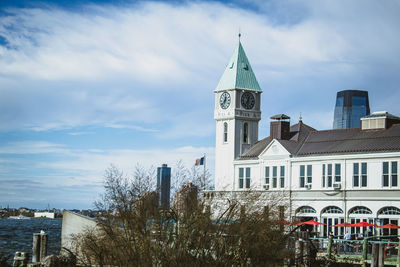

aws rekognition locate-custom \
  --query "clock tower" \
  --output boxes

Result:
[214,40,262,191]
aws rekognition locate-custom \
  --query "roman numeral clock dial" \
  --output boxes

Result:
[241,92,255,109]
[220,92,231,109]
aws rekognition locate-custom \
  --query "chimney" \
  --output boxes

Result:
[270,114,290,140]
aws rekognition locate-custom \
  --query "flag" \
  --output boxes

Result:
[195,156,205,166]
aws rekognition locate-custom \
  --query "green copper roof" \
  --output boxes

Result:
[215,41,262,92]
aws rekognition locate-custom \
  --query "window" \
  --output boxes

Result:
[243,123,248,143]
[379,206,400,215]
[297,206,316,214]
[328,164,332,187]
[307,165,312,184]
[336,96,344,107]
[335,164,341,182]
[238,167,250,189]
[353,163,359,187]
[265,167,270,185]
[223,122,228,143]
[245,167,251,188]
[239,168,244,189]
[272,166,277,188]
[383,162,389,187]
[354,162,367,187]
[383,161,398,187]
[322,163,341,188]
[392,162,398,187]
[299,165,312,188]
[349,206,372,215]
[300,165,305,188]
[361,163,367,187]
[265,165,285,188]
[322,206,343,214]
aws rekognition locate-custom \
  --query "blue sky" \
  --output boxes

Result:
[1,0,400,209]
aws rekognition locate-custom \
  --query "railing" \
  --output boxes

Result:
[308,235,400,265]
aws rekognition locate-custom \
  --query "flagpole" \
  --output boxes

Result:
[203,153,206,190]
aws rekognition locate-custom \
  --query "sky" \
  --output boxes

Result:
[1,0,400,209]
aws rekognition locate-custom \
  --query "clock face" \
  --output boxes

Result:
[241,92,255,109]
[220,92,231,109]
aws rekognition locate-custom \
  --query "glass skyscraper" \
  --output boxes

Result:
[333,90,370,129]
[157,164,171,209]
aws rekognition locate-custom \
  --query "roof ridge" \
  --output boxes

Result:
[314,128,360,133]
[306,134,397,144]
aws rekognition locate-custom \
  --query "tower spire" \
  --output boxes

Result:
[215,36,261,92]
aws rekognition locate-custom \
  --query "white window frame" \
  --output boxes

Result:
[382,161,398,188]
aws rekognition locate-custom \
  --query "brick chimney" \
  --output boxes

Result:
[270,114,290,140]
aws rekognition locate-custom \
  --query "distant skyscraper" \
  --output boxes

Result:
[333,90,370,129]
[157,164,171,209]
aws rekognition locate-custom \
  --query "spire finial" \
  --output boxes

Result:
[238,27,241,41]
[299,112,303,122]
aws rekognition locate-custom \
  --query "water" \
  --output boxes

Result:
[0,218,62,264]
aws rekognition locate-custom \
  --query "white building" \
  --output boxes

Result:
[208,39,400,237]
[34,212,55,219]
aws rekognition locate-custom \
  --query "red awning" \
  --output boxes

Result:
[331,222,351,227]
[376,223,400,229]
[348,222,377,227]
[297,220,326,226]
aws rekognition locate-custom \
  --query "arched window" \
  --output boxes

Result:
[296,206,316,214]
[378,206,400,215]
[349,206,372,215]
[223,122,228,143]
[322,206,343,214]
[243,122,248,143]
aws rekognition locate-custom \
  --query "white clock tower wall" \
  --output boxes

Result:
[214,90,236,191]
[214,89,261,191]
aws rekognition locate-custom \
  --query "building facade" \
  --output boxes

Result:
[209,40,400,237]
[333,90,370,129]
[157,164,171,209]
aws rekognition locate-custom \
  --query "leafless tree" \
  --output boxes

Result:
[170,160,191,201]
[72,165,293,266]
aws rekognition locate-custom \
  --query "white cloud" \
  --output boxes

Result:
[0,140,215,185]
[1,0,400,209]
[0,141,68,154]
[1,0,400,134]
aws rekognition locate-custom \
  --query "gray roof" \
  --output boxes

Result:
[239,121,400,160]
[362,111,400,120]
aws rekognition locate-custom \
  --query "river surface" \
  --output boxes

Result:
[0,218,61,264]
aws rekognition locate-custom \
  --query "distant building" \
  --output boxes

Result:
[174,183,198,216]
[18,207,31,213]
[34,212,55,219]
[333,90,370,129]
[136,191,159,217]
[157,164,171,209]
